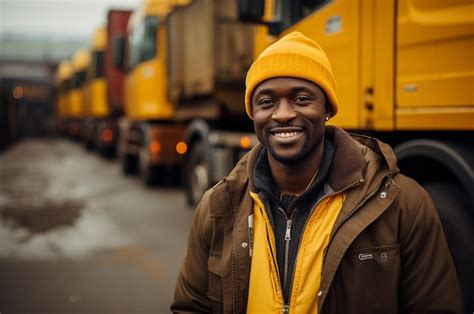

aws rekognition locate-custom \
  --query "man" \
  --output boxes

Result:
[171,32,463,313]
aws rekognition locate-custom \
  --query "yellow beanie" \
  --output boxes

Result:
[245,31,339,119]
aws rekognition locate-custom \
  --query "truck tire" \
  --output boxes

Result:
[424,181,474,312]
[121,153,137,175]
[94,125,102,152]
[185,142,209,206]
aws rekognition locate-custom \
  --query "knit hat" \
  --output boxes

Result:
[245,31,339,119]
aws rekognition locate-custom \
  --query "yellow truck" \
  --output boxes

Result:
[238,0,473,310]
[83,27,110,152]
[68,49,90,139]
[82,11,132,156]
[55,59,73,135]
[118,0,256,202]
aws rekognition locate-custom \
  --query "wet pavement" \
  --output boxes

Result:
[0,139,194,313]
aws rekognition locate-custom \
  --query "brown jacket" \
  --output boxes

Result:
[171,126,463,313]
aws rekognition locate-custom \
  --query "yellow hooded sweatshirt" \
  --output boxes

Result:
[247,191,344,313]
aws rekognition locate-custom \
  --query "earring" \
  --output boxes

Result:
[325,115,330,121]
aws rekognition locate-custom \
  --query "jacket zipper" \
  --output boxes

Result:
[283,218,292,289]
[285,197,325,310]
[274,176,387,311]
[275,205,298,311]
[277,191,332,311]
[276,206,296,298]
[286,179,364,310]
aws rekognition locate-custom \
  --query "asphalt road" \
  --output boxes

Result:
[0,139,195,314]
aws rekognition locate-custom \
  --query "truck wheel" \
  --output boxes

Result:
[85,140,93,150]
[186,142,209,206]
[94,125,102,152]
[139,146,158,186]
[121,153,137,175]
[424,181,474,312]
[119,143,137,175]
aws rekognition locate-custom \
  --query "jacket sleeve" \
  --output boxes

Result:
[398,180,464,313]
[171,191,214,313]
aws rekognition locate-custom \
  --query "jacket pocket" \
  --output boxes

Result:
[207,252,223,306]
[332,244,401,314]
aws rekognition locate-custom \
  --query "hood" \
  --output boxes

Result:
[219,126,400,217]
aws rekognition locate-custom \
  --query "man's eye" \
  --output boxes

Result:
[259,99,275,106]
[294,96,310,104]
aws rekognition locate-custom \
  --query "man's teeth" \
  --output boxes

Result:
[274,131,301,138]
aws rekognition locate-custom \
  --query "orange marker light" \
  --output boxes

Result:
[176,141,187,155]
[102,129,113,142]
[149,141,161,154]
[13,86,23,100]
[240,135,252,149]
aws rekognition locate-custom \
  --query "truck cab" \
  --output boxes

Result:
[56,59,74,137]
[84,27,109,151]
[55,59,72,135]
[120,1,190,184]
[118,0,258,204]
[70,49,90,139]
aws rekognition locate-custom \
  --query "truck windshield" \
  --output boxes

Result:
[59,80,69,93]
[64,78,73,92]
[90,50,105,79]
[73,70,87,89]
[128,16,158,69]
[276,0,330,30]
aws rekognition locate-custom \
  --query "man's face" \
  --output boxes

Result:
[252,77,327,164]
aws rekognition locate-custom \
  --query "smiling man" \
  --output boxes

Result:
[171,32,463,313]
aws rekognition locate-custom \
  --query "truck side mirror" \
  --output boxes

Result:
[237,0,265,23]
[113,35,126,71]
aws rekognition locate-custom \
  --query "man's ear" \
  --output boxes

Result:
[325,98,332,121]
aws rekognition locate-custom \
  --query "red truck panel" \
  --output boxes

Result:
[106,9,132,116]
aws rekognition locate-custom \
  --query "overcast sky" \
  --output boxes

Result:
[0,0,140,40]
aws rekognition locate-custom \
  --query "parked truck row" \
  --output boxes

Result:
[54,0,472,310]
[55,0,257,205]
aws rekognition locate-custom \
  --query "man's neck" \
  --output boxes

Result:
[268,144,324,196]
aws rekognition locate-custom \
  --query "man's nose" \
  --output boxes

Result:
[271,99,296,123]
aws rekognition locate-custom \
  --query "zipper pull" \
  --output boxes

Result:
[285,219,292,241]
[248,215,253,258]
[282,304,290,313]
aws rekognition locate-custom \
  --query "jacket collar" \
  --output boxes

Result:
[217,125,401,224]
[252,139,335,211]
[246,126,383,195]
